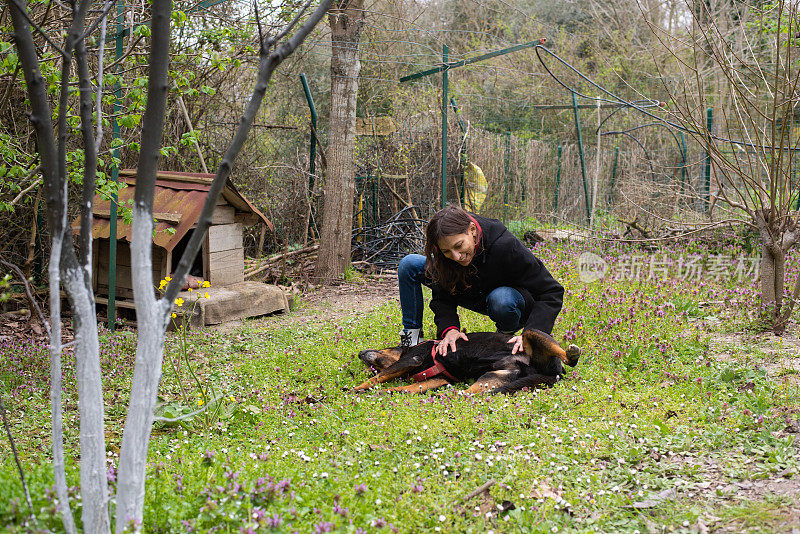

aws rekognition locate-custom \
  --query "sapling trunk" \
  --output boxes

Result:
[115,0,334,528]
[7,1,77,531]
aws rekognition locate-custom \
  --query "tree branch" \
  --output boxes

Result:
[6,1,76,531]
[81,0,118,39]
[94,0,111,151]
[9,0,67,56]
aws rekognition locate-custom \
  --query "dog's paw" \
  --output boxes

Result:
[565,344,581,367]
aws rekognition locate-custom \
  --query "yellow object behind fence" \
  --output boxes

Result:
[357,192,364,242]
[464,161,487,213]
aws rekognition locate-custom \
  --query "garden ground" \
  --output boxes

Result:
[1,239,800,533]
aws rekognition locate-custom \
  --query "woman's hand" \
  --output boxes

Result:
[438,329,468,356]
[507,335,523,354]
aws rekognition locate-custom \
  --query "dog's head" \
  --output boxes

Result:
[358,346,406,370]
[358,340,436,372]
[521,329,581,368]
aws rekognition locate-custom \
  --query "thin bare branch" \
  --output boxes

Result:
[9,0,67,56]
[274,0,314,43]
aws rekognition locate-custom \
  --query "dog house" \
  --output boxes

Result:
[72,169,289,325]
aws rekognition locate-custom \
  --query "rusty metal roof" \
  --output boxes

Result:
[72,170,273,253]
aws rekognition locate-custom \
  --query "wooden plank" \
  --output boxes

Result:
[153,247,167,282]
[208,265,244,287]
[97,261,163,289]
[93,208,182,224]
[94,296,137,310]
[92,243,99,292]
[207,223,242,253]
[97,263,133,289]
[98,240,132,266]
[211,205,236,224]
[119,169,213,185]
[98,284,133,299]
[209,248,244,272]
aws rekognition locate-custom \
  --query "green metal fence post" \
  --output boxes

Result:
[679,131,687,195]
[441,44,449,209]
[299,73,317,239]
[607,146,619,207]
[553,145,562,223]
[449,97,467,204]
[703,107,713,211]
[299,74,317,192]
[107,3,125,330]
[572,92,591,223]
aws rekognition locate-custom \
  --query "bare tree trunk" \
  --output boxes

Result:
[315,0,364,283]
[115,0,333,528]
[760,243,780,318]
[114,1,173,529]
[9,2,79,532]
[73,7,111,531]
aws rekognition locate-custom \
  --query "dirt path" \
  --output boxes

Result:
[243,275,400,330]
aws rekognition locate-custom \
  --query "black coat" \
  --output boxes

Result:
[428,214,564,338]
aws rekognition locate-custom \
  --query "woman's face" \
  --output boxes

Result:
[437,222,478,266]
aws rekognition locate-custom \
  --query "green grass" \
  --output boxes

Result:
[1,240,799,532]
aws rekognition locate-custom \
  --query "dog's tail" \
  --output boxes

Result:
[490,373,559,394]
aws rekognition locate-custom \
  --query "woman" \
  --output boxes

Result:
[398,205,564,356]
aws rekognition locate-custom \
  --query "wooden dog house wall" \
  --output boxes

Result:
[73,170,272,302]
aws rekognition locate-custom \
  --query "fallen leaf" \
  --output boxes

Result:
[629,487,677,509]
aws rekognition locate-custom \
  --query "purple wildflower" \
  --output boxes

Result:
[313,521,335,533]
[265,514,283,528]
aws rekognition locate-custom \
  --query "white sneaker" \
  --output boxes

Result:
[399,328,423,347]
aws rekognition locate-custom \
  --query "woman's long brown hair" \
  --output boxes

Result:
[424,205,479,294]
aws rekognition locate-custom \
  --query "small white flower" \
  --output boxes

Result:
[438,515,446,522]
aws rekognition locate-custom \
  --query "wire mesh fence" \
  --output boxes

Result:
[197,95,721,272]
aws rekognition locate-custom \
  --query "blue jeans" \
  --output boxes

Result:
[397,254,526,333]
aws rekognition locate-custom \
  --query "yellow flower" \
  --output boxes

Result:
[204,292,210,299]
[166,276,172,282]
[175,298,184,307]
[171,313,177,318]
[229,396,235,402]
[197,399,204,406]
[201,281,210,288]
[188,288,193,292]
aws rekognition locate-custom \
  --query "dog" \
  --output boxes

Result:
[355,329,581,394]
